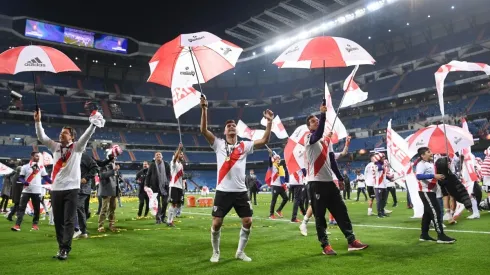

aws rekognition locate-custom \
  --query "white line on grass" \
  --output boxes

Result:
[182,211,490,235]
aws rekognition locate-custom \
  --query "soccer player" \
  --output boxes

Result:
[267,150,289,219]
[11,152,51,231]
[304,104,368,255]
[364,154,377,216]
[415,147,455,243]
[354,169,367,201]
[200,96,273,263]
[167,143,185,227]
[299,134,349,235]
[35,109,98,260]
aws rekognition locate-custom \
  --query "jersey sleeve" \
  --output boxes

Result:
[41,167,48,176]
[211,138,224,152]
[20,165,26,176]
[244,141,254,155]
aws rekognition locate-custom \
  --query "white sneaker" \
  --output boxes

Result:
[210,251,220,263]
[235,251,252,262]
[467,214,480,219]
[384,209,393,214]
[73,230,82,239]
[299,223,308,236]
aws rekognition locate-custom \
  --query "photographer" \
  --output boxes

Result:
[136,161,150,218]
[97,160,120,233]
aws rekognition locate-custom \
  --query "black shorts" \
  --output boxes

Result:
[212,190,253,218]
[169,187,184,204]
[441,186,449,197]
[367,186,375,198]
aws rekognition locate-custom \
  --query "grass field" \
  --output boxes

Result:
[0,192,488,275]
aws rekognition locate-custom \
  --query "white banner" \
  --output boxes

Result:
[0,163,13,175]
[435,61,490,115]
[260,115,288,139]
[387,119,423,218]
[170,85,202,118]
[237,120,264,141]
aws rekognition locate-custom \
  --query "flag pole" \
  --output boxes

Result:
[177,118,183,145]
[189,47,204,97]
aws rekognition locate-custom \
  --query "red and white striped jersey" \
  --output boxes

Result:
[305,134,334,182]
[20,163,48,194]
[170,161,184,189]
[415,160,438,192]
[364,162,376,187]
[211,138,254,192]
[481,155,490,177]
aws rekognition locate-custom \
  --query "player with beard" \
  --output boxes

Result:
[200,96,273,263]
[167,143,185,227]
[304,103,368,255]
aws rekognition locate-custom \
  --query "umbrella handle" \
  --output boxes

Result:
[189,47,205,96]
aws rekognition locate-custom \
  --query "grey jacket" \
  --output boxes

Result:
[97,164,120,197]
[1,171,14,197]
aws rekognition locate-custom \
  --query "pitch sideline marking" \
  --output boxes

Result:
[182,211,490,235]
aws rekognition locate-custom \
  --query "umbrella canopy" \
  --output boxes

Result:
[407,124,474,157]
[147,31,243,88]
[273,36,375,69]
[0,45,80,74]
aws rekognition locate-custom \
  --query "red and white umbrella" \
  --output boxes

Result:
[284,125,309,175]
[147,31,243,88]
[0,45,80,74]
[407,125,474,157]
[273,36,375,69]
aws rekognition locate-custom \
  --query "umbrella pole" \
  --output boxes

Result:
[189,47,204,96]
[177,118,183,145]
[32,72,39,111]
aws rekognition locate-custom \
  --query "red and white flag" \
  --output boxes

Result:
[340,65,368,108]
[236,120,265,141]
[284,125,309,175]
[387,119,423,218]
[170,84,202,118]
[435,61,490,115]
[324,83,348,143]
[460,118,478,192]
[0,163,13,175]
[260,115,288,139]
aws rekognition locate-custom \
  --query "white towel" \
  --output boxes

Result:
[89,110,105,128]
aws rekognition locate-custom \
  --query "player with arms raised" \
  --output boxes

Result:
[200,96,273,263]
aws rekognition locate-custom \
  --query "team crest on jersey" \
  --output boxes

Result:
[238,146,243,154]
[213,206,218,212]
[315,194,320,200]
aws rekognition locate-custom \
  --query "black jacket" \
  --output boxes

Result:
[145,161,170,195]
[10,166,23,204]
[79,153,99,195]
[136,168,148,194]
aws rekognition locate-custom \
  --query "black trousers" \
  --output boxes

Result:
[309,181,356,247]
[356,187,367,201]
[0,194,9,211]
[270,186,288,216]
[375,188,388,216]
[84,195,90,219]
[8,203,19,220]
[51,189,78,252]
[418,191,445,237]
[343,184,352,200]
[387,187,398,205]
[291,185,306,220]
[249,188,258,205]
[138,192,150,217]
[76,194,89,234]
[16,193,41,226]
[156,193,168,222]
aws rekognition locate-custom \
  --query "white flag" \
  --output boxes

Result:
[435,61,490,115]
[324,82,348,143]
[260,115,288,139]
[236,120,265,141]
[340,65,368,108]
[170,85,202,118]
[0,163,13,175]
[387,119,423,218]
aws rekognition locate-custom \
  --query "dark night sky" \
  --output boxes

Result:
[0,0,282,45]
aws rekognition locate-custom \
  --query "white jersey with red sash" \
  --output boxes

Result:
[364,162,376,187]
[415,160,438,192]
[305,134,334,182]
[170,161,184,189]
[289,170,303,186]
[211,138,254,192]
[35,122,96,191]
[20,162,47,194]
